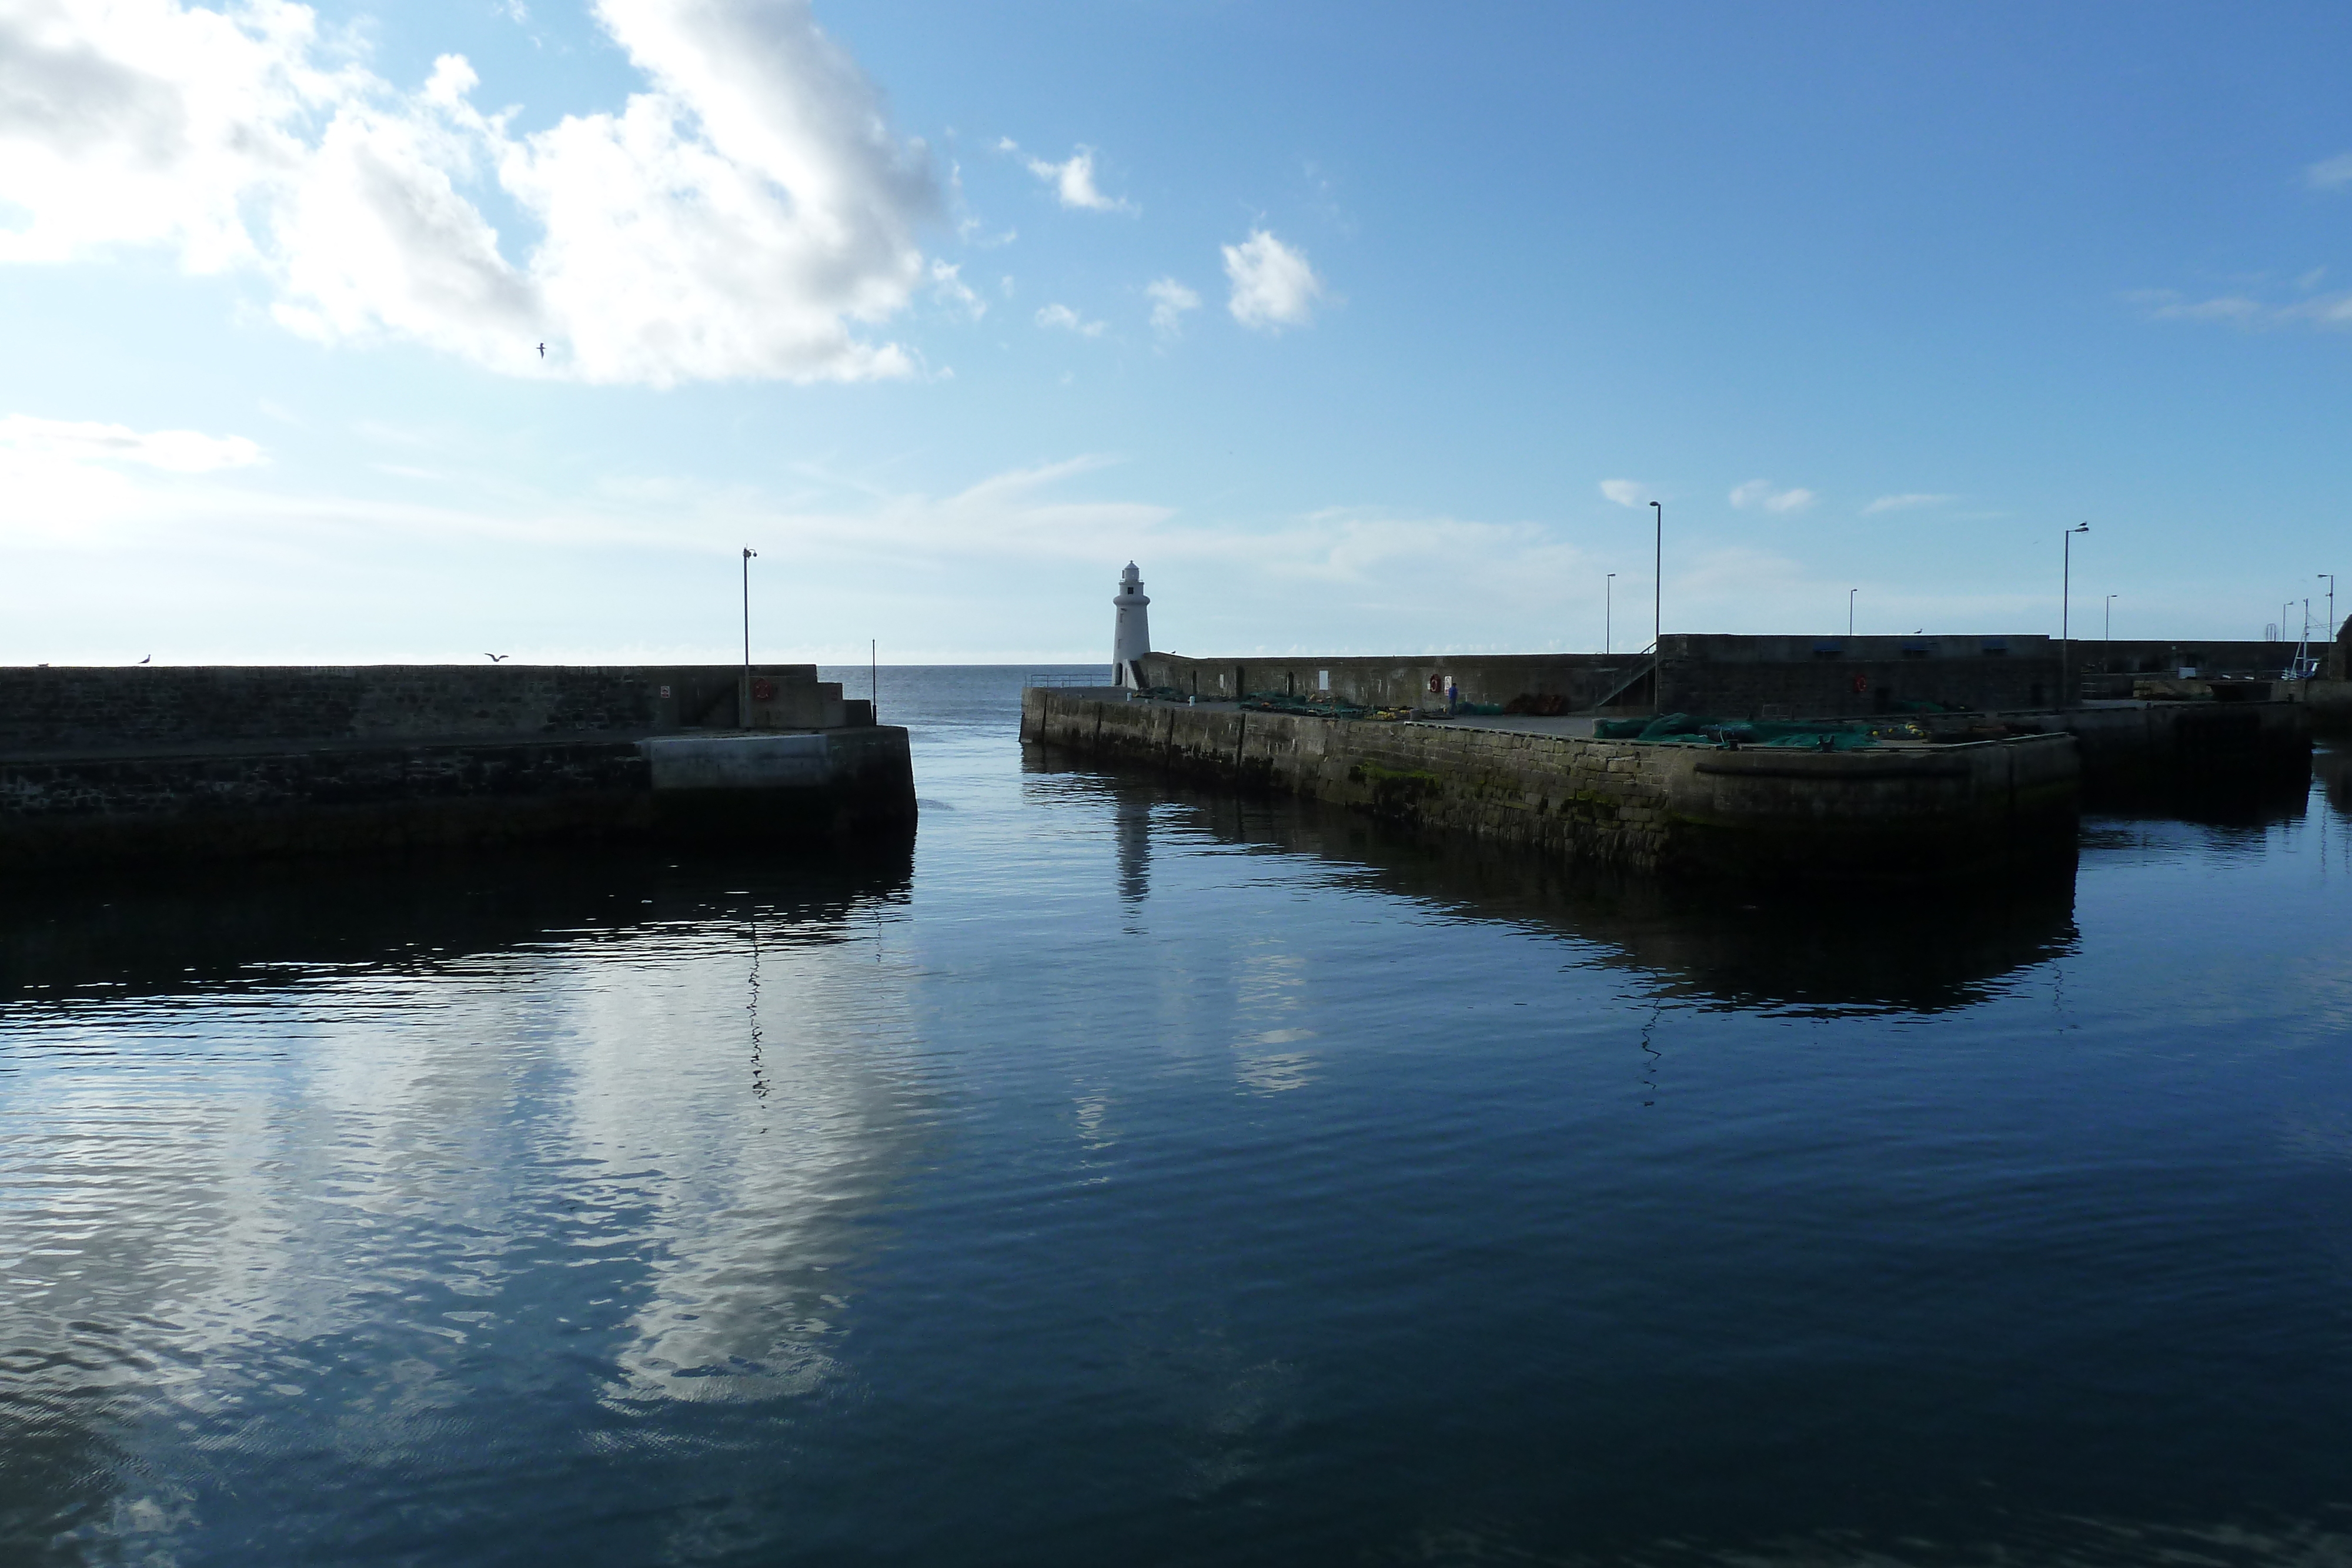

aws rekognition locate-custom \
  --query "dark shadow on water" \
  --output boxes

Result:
[0,1392,124,1568]
[2316,740,2352,820]
[1023,751,2078,1015]
[0,830,914,1004]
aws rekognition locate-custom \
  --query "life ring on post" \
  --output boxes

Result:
[1850,674,1869,695]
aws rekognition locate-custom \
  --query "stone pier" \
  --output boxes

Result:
[0,663,916,871]
[1021,689,2078,885]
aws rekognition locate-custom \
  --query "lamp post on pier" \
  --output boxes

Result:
[1848,588,1857,638]
[1605,573,1615,655]
[1649,500,1663,716]
[741,546,757,728]
[2060,522,2088,710]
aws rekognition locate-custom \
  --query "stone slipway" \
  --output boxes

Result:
[1022,688,2079,885]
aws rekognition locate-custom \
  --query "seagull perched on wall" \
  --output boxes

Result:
[485,653,508,663]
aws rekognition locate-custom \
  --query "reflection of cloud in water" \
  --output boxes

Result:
[1073,1091,1114,1151]
[1232,952,1317,1092]
[0,897,926,1549]
[543,927,930,1407]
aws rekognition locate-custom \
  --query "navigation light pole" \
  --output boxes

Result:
[2060,522,2088,710]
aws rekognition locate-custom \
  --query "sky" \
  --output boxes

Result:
[4,0,2351,666]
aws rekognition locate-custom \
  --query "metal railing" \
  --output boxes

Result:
[1592,647,1658,711]
[1024,670,1118,688]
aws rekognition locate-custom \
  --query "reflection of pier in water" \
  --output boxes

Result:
[1025,753,2084,1015]
[0,835,913,1001]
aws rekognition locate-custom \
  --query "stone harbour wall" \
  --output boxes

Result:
[0,740,654,870]
[1022,690,2079,884]
[0,727,919,871]
[0,663,834,755]
[1135,653,1641,711]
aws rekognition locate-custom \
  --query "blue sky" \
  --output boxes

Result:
[4,0,2350,665]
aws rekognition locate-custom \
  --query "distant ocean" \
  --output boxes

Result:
[4,666,2348,1566]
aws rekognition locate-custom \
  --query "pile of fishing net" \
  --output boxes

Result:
[1591,713,1933,749]
[1236,692,1423,721]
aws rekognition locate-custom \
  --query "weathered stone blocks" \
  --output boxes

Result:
[1021,690,2080,885]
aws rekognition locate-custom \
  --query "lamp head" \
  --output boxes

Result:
[2072,522,2089,533]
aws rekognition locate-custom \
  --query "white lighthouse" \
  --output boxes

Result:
[1111,561,1151,688]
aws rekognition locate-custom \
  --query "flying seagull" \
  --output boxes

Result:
[485,653,508,663]
[536,343,545,359]
[138,655,151,664]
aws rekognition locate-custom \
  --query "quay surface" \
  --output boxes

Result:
[1022,688,2079,885]
[0,664,916,871]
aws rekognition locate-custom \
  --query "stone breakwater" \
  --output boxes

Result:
[1022,690,2080,884]
[0,729,916,872]
[0,663,915,871]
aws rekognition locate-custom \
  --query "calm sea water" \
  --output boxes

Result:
[4,667,2350,1567]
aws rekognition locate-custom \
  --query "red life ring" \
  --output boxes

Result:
[1850,674,1869,694]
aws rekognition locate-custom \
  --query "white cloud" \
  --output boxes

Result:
[929,259,983,318]
[2129,290,2264,322]
[1222,229,1322,331]
[1145,277,1200,337]
[1598,479,1648,508]
[2308,152,2352,190]
[0,0,938,387]
[1729,479,1815,513]
[0,413,261,472]
[1034,302,1104,336]
[2127,286,2352,330]
[1002,140,1133,214]
[1863,493,1956,514]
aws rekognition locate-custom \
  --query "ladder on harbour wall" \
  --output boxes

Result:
[1591,654,1656,711]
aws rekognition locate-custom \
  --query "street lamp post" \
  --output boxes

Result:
[1605,573,1616,655]
[1848,588,1856,638]
[2322,574,2337,669]
[741,546,757,728]
[2104,594,2116,672]
[2060,522,2089,710]
[1649,500,1662,715]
